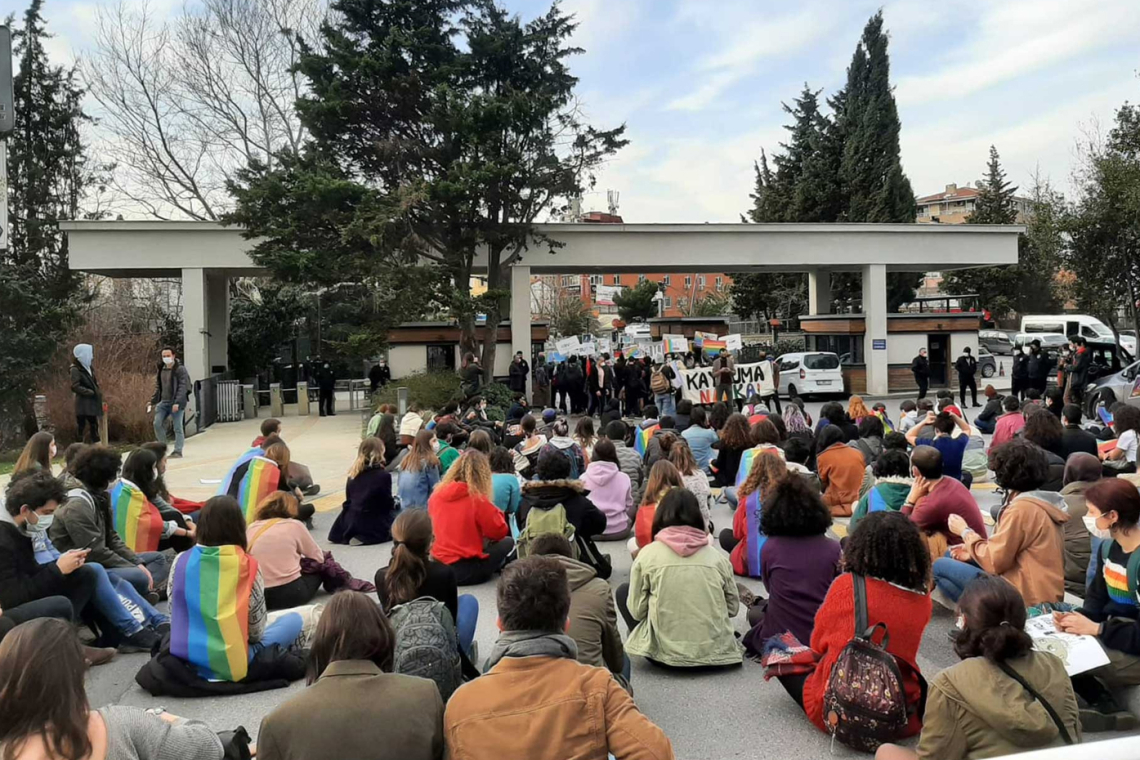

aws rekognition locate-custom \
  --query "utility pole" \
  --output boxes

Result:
[0,26,13,252]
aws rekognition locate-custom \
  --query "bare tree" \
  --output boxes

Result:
[82,0,325,220]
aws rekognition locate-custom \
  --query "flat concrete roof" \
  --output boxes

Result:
[61,220,1022,277]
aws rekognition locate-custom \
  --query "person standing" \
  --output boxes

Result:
[955,347,980,408]
[1012,344,1030,400]
[757,350,782,414]
[1027,340,1052,397]
[712,348,735,407]
[149,347,190,458]
[508,351,530,396]
[532,353,551,409]
[367,357,391,394]
[316,359,337,417]
[1066,336,1092,406]
[590,354,613,418]
[910,347,930,400]
[70,344,102,444]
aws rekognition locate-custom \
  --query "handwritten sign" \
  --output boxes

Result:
[679,362,771,404]
[556,337,581,356]
[724,334,743,351]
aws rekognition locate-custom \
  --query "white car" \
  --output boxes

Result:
[776,352,844,399]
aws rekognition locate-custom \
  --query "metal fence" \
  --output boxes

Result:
[216,380,244,422]
[195,377,217,430]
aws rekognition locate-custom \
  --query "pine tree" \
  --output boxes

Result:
[0,0,94,439]
[968,146,1018,224]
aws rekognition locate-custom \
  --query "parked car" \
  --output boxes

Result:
[979,329,1016,356]
[1022,313,1137,355]
[776,352,844,399]
[1013,332,1069,351]
[1085,354,1140,419]
[976,347,997,378]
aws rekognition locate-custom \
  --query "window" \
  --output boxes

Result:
[426,344,456,372]
[589,275,602,286]
[698,275,706,288]
[663,275,671,286]
[716,276,723,287]
[612,275,621,284]
[805,335,864,365]
[664,297,672,308]
[684,276,692,288]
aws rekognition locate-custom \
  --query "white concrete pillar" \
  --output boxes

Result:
[181,268,209,387]
[206,272,230,374]
[510,264,532,397]
[863,264,889,396]
[808,269,831,315]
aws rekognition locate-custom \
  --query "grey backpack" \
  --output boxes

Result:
[389,597,462,701]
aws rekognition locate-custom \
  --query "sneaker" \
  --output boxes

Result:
[153,622,171,638]
[303,483,321,497]
[1080,707,1140,732]
[170,451,183,459]
[145,591,161,605]
[119,627,161,654]
[84,646,117,667]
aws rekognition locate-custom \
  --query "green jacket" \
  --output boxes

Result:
[625,540,742,667]
[438,443,460,475]
[849,478,913,531]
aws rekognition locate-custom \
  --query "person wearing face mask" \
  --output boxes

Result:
[1054,478,1140,732]
[368,356,391,393]
[910,348,930,400]
[315,358,337,416]
[148,347,191,458]
[1027,339,1053,396]
[1012,343,1031,400]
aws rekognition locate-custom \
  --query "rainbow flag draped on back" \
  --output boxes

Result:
[634,424,659,458]
[218,447,262,496]
[170,545,257,683]
[744,488,765,579]
[236,457,281,523]
[735,444,785,488]
[109,479,163,554]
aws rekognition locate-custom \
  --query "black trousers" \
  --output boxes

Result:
[762,394,782,414]
[915,377,928,399]
[77,415,99,443]
[449,537,515,586]
[615,582,636,631]
[777,673,808,709]
[264,573,322,611]
[959,376,978,406]
[4,596,75,628]
[319,388,335,416]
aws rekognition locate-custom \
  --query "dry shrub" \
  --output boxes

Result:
[43,329,160,445]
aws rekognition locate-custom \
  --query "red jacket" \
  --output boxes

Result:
[730,496,749,575]
[428,481,509,565]
[802,574,932,737]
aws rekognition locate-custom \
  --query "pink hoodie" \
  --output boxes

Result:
[581,461,633,535]
[655,526,710,557]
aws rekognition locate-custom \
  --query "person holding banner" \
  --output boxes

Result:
[757,351,782,414]
[712,349,735,408]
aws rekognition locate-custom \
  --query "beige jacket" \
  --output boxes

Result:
[965,491,1069,606]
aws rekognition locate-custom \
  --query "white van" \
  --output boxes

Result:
[1020,315,1137,354]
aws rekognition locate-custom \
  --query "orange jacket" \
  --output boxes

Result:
[817,443,866,516]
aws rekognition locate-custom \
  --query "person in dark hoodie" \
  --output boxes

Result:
[1027,339,1053,396]
[672,399,693,433]
[973,385,1004,434]
[643,415,676,467]
[518,449,608,576]
[1066,335,1093,405]
[910,348,930,399]
[149,347,192,458]
[70,344,102,444]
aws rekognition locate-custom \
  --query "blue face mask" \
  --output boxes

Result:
[26,511,53,534]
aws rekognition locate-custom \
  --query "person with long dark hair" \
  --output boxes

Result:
[876,576,1080,760]
[140,442,203,519]
[119,448,195,553]
[0,618,225,760]
[257,592,445,760]
[712,413,753,487]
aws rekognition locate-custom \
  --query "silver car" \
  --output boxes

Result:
[1086,359,1140,419]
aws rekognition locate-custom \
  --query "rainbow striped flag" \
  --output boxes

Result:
[218,447,262,496]
[170,545,257,683]
[702,339,727,356]
[634,424,659,458]
[236,456,281,523]
[735,445,785,488]
[744,488,766,579]
[109,479,164,554]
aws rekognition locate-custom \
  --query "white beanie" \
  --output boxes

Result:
[399,411,424,438]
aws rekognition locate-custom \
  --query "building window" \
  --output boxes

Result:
[663,275,671,286]
[715,276,723,288]
[684,275,692,288]
[426,344,456,372]
[612,274,621,284]
[589,274,602,286]
[664,297,672,308]
[698,275,706,288]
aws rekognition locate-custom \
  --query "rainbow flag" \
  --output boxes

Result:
[735,445,785,488]
[634,424,659,458]
[702,339,727,356]
[218,447,262,496]
[236,456,281,523]
[170,545,258,683]
[109,479,164,554]
[744,488,766,579]
[875,411,895,435]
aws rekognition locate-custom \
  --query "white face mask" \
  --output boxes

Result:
[955,614,965,631]
[162,356,175,366]
[1084,514,1113,540]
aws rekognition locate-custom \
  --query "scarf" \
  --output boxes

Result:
[482,630,578,673]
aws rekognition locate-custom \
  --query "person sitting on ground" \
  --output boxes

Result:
[599,398,622,430]
[489,447,522,528]
[1022,406,1068,490]
[782,401,814,445]
[168,496,305,683]
[1054,478,1140,732]
[1101,402,1140,473]
[506,393,529,423]
[574,417,598,460]
[399,402,426,447]
[990,395,1027,450]
[397,430,442,510]
[681,406,719,472]
[902,446,988,561]
[643,415,676,468]
[428,450,513,586]
[119,448,195,553]
[257,590,445,760]
[519,449,607,575]
[465,428,493,457]
[712,413,753,487]
[330,437,397,546]
[50,445,169,599]
[59,442,86,486]
[530,533,627,685]
[619,489,742,669]
[631,460,686,555]
[673,399,693,432]
[433,422,463,475]
[141,441,203,518]
[249,418,320,496]
[780,511,932,740]
[906,410,973,488]
[227,441,316,527]
[816,425,866,517]
[743,476,840,652]
[375,509,478,662]
[935,440,1069,606]
[847,395,874,424]
[365,411,400,464]
[12,431,54,478]
[542,419,588,478]
[707,401,730,432]
[935,389,965,419]
[1061,404,1100,459]
[1045,385,1065,419]
[848,415,885,469]
[897,400,920,434]
[669,441,713,527]
[582,438,635,541]
[783,437,822,492]
[973,385,1004,435]
[1059,453,1098,596]
[850,449,915,531]
[0,618,228,760]
[875,575,1081,760]
[603,420,645,503]
[719,451,787,578]
[444,556,674,759]
[247,492,326,610]
[823,402,860,442]
[252,417,282,447]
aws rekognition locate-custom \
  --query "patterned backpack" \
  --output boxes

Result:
[821,574,925,753]
[389,597,463,702]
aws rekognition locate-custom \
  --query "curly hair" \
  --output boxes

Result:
[873,448,911,478]
[719,413,753,449]
[751,418,780,446]
[1022,406,1063,452]
[989,439,1048,493]
[1111,402,1140,437]
[761,475,832,537]
[844,511,930,591]
[954,576,1033,663]
[72,445,122,491]
[847,395,873,421]
[738,450,787,501]
[441,449,493,497]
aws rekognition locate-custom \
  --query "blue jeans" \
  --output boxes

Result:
[89,561,168,635]
[107,551,170,597]
[249,612,304,661]
[622,653,632,683]
[153,401,186,454]
[932,556,987,603]
[457,594,479,655]
[655,394,676,418]
[724,487,739,508]
[975,418,995,435]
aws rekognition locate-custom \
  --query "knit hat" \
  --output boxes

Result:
[399,411,424,438]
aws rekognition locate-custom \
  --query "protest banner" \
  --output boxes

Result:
[679,362,772,404]
[597,337,612,355]
[579,342,596,357]
[724,334,743,351]
[663,334,688,353]
[692,331,717,349]
[595,284,622,306]
[555,336,581,356]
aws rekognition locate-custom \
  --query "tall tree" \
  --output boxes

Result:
[969,146,1018,224]
[227,0,626,380]
[614,279,661,323]
[0,0,99,441]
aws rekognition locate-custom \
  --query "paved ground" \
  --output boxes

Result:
[75,393,1127,758]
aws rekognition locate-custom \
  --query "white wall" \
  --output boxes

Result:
[888,334,929,365]
[389,345,426,379]
[950,332,979,359]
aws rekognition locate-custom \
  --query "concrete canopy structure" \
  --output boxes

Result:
[62,220,1021,396]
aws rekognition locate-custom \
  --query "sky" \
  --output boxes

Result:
[12,0,1140,222]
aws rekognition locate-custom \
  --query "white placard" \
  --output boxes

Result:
[597,337,612,354]
[578,342,596,357]
[678,362,771,404]
[724,333,743,351]
[1025,615,1110,676]
[556,336,581,356]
